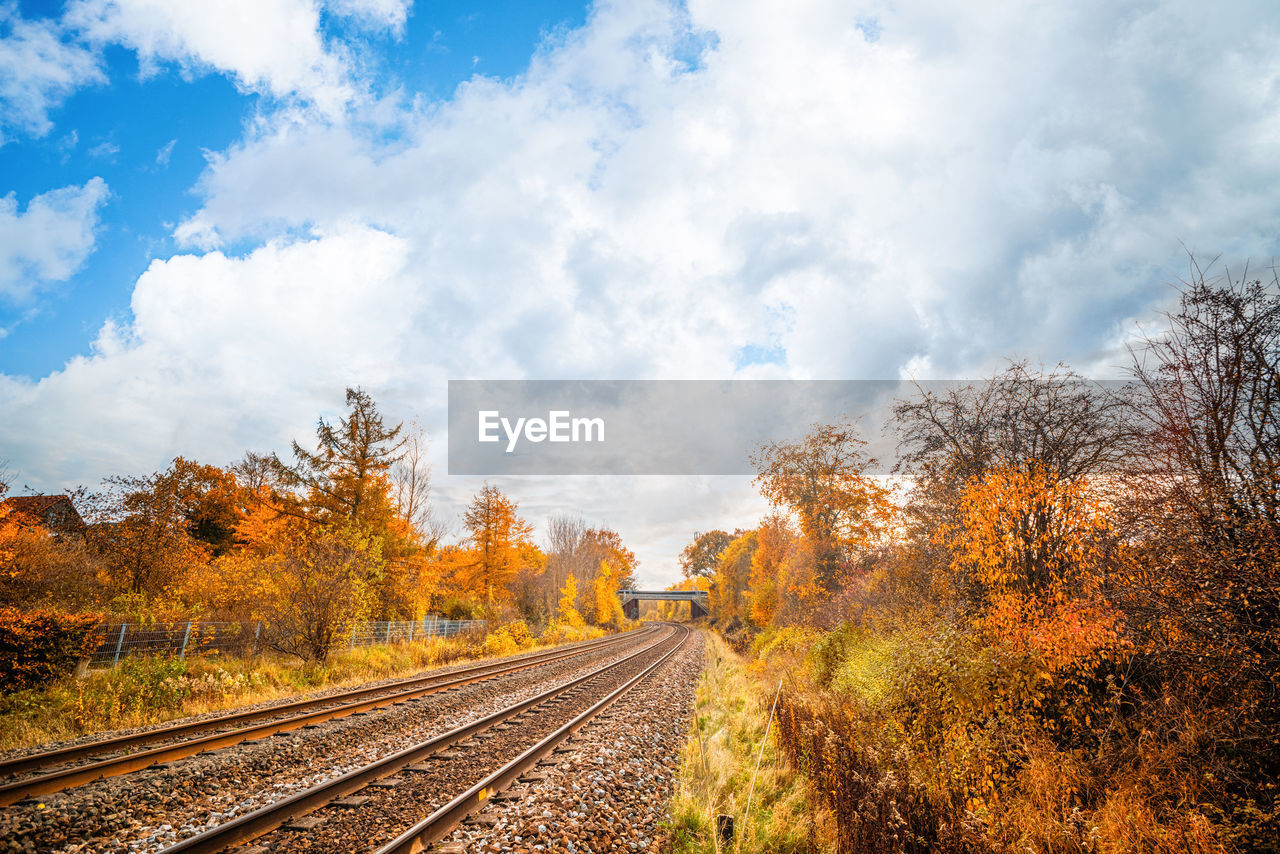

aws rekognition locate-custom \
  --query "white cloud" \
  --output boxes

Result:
[326,0,411,34]
[155,137,176,165]
[0,7,104,141]
[0,177,109,300]
[65,0,357,114]
[171,0,1280,382]
[0,225,419,482]
[87,139,118,158]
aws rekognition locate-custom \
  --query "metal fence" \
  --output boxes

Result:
[87,618,487,667]
[345,619,486,650]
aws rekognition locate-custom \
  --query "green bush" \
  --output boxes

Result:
[0,608,101,692]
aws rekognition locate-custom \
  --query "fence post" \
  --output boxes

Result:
[350,624,357,650]
[251,621,261,656]
[179,621,193,660]
[385,622,392,645]
[112,623,127,666]
[408,619,414,642]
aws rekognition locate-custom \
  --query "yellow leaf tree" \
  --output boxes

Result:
[592,560,627,627]
[746,514,795,628]
[558,573,585,627]
[711,530,757,622]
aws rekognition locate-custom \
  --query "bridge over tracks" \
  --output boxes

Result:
[617,589,709,620]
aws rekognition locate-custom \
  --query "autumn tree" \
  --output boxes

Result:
[262,389,432,618]
[459,483,538,604]
[0,479,14,567]
[579,527,637,591]
[247,522,380,662]
[270,387,407,529]
[894,362,1132,488]
[0,485,19,592]
[558,573,585,627]
[85,468,213,597]
[0,486,104,609]
[542,517,635,618]
[746,514,795,627]
[592,561,627,627]
[948,463,1122,669]
[711,530,757,622]
[0,526,103,610]
[1120,261,1280,794]
[543,514,588,614]
[152,457,245,555]
[751,420,893,593]
[679,530,733,579]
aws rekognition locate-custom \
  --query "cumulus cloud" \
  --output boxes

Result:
[65,0,358,114]
[0,225,418,482]
[0,7,104,141]
[173,0,1280,380]
[0,177,109,300]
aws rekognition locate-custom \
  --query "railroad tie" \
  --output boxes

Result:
[331,796,371,808]
[283,816,324,831]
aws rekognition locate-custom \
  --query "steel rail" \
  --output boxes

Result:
[2,628,648,778]
[0,627,657,805]
[375,623,691,854]
[157,624,681,854]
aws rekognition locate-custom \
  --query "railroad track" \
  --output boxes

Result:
[0,626,659,806]
[160,622,690,854]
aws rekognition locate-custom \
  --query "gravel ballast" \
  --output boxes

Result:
[441,629,705,854]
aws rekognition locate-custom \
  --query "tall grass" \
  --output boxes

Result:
[0,623,611,754]
[667,631,829,853]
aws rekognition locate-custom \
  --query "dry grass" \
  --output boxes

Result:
[0,627,608,754]
[667,630,830,854]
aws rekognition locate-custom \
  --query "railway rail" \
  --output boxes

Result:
[159,622,691,854]
[0,625,659,806]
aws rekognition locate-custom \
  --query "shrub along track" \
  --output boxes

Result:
[0,626,671,854]
[0,628,656,805]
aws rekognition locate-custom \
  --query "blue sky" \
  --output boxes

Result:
[2,0,1279,583]
[1,0,589,376]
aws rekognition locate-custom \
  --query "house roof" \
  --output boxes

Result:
[1,494,85,530]
[3,495,66,516]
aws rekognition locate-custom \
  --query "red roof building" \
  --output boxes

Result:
[0,495,86,533]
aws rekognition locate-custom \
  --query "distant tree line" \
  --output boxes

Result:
[0,388,637,661]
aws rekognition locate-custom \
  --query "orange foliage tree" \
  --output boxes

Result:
[459,483,539,605]
[946,463,1123,675]
[558,573,585,627]
[591,561,627,627]
[751,419,895,598]
[679,529,733,579]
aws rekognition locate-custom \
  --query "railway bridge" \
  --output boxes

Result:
[617,589,709,620]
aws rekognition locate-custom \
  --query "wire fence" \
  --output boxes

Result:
[87,618,487,667]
